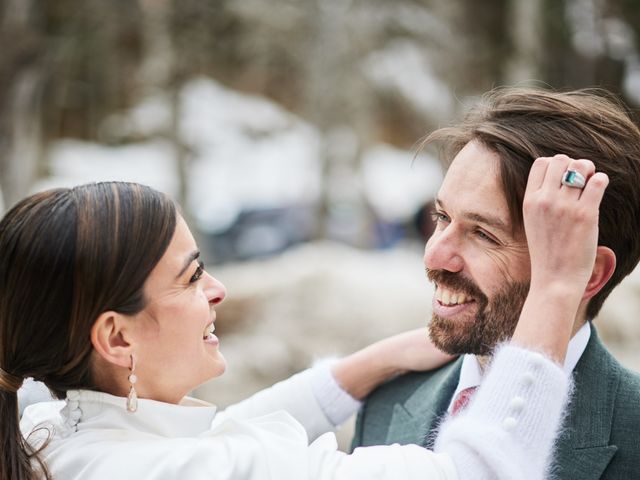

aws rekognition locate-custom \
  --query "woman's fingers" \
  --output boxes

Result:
[541,154,572,194]
[579,171,609,208]
[560,159,596,199]
[523,154,607,289]
[526,157,552,192]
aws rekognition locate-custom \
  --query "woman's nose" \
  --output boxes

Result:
[423,230,464,273]
[204,273,227,305]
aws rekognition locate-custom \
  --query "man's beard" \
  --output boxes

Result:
[427,269,530,356]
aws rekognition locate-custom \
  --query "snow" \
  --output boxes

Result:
[361,40,454,120]
[35,77,325,234]
[362,144,443,222]
[32,139,179,197]
[566,0,605,58]
[34,76,446,235]
[127,93,173,138]
[564,0,640,105]
[181,78,323,233]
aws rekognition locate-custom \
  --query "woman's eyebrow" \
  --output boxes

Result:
[176,250,200,279]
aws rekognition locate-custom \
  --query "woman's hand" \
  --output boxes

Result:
[331,329,455,400]
[522,155,608,292]
[512,154,609,362]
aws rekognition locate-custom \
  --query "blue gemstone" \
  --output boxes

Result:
[565,171,576,183]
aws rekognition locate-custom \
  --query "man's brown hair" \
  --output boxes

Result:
[423,87,640,318]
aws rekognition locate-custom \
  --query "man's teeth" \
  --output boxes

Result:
[203,322,215,339]
[435,288,470,306]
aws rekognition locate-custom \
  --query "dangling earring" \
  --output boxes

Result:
[126,354,138,413]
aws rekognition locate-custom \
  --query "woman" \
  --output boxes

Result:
[1,156,606,480]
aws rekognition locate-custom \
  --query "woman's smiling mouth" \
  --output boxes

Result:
[203,321,219,345]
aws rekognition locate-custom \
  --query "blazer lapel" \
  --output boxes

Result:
[385,358,462,447]
[552,325,619,479]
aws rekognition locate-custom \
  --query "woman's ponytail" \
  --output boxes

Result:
[0,373,45,480]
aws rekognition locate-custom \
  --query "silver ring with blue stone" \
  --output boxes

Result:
[561,169,586,189]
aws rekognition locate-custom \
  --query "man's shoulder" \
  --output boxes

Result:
[577,330,640,406]
[352,357,463,448]
[364,356,463,410]
[609,353,640,401]
[599,345,640,420]
[555,330,640,479]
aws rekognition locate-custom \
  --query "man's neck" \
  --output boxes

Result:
[476,354,492,373]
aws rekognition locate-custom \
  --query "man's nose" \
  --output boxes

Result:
[423,229,464,273]
[204,273,227,305]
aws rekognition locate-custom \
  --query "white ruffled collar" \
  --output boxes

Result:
[60,389,218,437]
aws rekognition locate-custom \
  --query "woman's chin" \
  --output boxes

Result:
[208,353,227,378]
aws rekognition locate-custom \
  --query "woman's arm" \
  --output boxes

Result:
[220,331,454,440]
[331,329,455,400]
[511,156,609,361]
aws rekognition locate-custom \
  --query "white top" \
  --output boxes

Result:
[447,322,590,413]
[21,345,569,480]
[17,360,360,422]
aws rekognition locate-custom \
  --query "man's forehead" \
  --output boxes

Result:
[438,141,518,234]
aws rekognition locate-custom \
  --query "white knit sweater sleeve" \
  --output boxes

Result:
[433,344,570,480]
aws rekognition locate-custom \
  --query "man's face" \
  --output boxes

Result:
[424,140,531,356]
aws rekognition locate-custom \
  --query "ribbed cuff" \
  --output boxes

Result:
[468,343,569,445]
[310,358,362,427]
[434,344,570,480]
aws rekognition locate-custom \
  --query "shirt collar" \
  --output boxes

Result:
[447,321,591,413]
[61,389,218,437]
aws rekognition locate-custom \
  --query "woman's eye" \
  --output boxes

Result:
[190,260,204,283]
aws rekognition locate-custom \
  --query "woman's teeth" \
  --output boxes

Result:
[435,287,471,306]
[203,322,215,340]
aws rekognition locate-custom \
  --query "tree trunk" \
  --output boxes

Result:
[0,0,44,209]
[138,0,189,212]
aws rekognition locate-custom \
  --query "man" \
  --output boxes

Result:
[352,88,640,479]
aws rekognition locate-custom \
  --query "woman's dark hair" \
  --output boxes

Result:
[422,87,640,319]
[0,182,177,480]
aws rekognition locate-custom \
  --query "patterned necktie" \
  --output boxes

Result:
[451,386,478,416]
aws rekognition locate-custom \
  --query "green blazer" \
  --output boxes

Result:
[352,325,640,479]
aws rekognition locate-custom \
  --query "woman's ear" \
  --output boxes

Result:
[91,311,134,369]
[583,246,616,301]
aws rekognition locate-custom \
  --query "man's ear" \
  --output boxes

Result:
[583,246,616,301]
[91,311,135,369]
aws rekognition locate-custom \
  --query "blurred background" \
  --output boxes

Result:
[3,0,640,446]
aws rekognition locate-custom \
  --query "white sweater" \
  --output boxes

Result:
[20,345,568,480]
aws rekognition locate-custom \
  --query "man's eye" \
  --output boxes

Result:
[190,261,204,283]
[430,210,450,223]
[476,230,498,245]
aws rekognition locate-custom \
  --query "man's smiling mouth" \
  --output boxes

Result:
[435,286,475,306]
